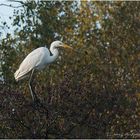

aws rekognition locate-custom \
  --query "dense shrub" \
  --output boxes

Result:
[0,1,140,138]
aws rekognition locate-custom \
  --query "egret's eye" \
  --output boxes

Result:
[59,43,63,47]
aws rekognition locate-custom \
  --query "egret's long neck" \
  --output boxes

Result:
[48,45,59,63]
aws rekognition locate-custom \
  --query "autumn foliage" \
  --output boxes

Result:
[0,1,140,138]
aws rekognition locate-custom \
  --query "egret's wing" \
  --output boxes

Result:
[14,47,50,81]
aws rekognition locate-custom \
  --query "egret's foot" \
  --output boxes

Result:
[32,97,42,107]
[33,99,49,117]
[34,98,41,105]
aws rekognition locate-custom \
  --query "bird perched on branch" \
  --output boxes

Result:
[14,41,72,103]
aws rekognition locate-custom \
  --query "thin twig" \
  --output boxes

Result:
[7,0,24,4]
[0,3,22,8]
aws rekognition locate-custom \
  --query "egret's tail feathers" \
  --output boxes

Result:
[14,69,20,81]
[14,69,29,81]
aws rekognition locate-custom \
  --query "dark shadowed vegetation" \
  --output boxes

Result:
[0,1,140,138]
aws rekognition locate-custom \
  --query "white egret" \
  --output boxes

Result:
[14,41,72,102]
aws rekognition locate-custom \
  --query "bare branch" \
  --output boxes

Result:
[0,3,22,8]
[7,0,24,4]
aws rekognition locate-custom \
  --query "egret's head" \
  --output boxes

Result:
[51,41,73,50]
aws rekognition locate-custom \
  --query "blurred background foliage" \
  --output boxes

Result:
[0,0,140,138]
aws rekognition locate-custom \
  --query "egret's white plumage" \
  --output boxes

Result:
[14,40,72,102]
[15,47,52,81]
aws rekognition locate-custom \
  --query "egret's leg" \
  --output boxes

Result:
[29,69,38,102]
[28,70,48,116]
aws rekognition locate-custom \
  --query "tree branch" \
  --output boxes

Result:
[7,0,24,4]
[0,3,22,8]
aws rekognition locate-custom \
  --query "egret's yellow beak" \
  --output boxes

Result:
[63,44,73,50]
